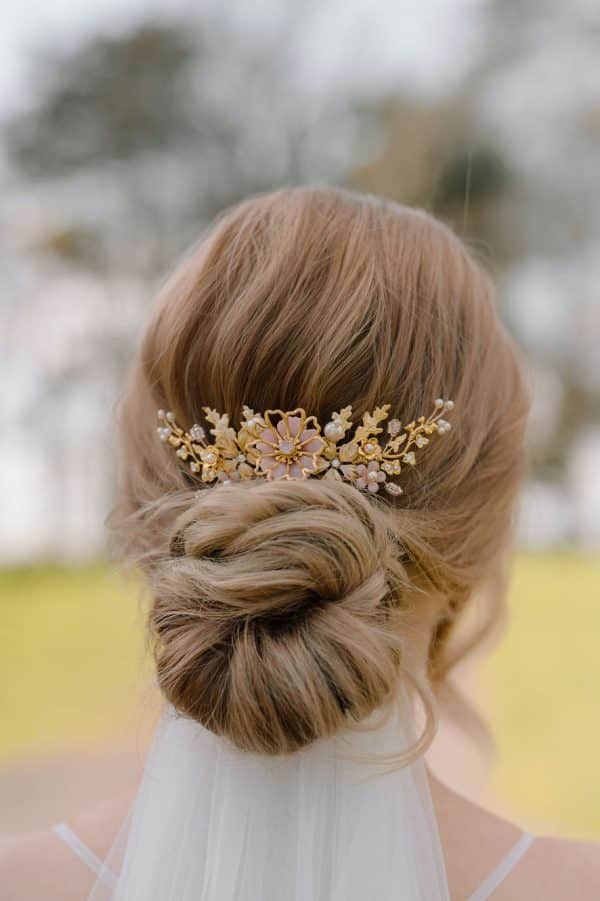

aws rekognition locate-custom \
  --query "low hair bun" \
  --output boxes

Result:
[149,478,412,755]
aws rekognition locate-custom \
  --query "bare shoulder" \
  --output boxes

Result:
[0,827,94,901]
[0,792,133,901]
[492,835,600,901]
[430,775,600,900]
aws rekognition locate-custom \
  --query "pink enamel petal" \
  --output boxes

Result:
[256,440,276,453]
[299,454,317,471]
[269,462,289,479]
[301,438,324,453]
[376,472,386,482]
[277,420,288,437]
[289,462,305,478]
[287,416,303,436]
[356,477,367,490]
[367,460,379,471]
[367,482,380,493]
[356,464,367,477]
[258,454,278,472]
[299,428,318,441]
[259,428,278,444]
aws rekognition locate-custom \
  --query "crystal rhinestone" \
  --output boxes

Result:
[416,435,428,448]
[166,411,175,421]
[385,482,403,496]
[444,400,454,410]
[387,419,401,436]
[403,451,416,465]
[324,421,345,441]
[364,442,375,454]
[176,447,188,460]
[190,462,200,473]
[434,398,444,409]
[247,417,257,429]
[237,453,246,463]
[279,439,295,454]
[157,409,165,418]
[338,442,358,463]
[190,424,205,442]
[331,457,341,468]
[204,451,217,465]
[437,420,451,433]
[382,462,393,474]
[157,427,170,442]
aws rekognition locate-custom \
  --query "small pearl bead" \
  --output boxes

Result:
[324,421,344,441]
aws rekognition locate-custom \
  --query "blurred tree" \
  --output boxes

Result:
[6,26,198,174]
[351,95,512,260]
[3,13,365,271]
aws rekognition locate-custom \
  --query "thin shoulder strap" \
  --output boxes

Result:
[467,832,535,901]
[52,822,118,890]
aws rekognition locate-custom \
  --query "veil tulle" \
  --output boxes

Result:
[88,697,450,900]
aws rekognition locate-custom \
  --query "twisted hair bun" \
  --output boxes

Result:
[149,479,412,755]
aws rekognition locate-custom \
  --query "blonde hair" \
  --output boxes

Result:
[113,187,530,755]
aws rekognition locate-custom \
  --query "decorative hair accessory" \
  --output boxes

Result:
[157,400,454,498]
[158,398,454,495]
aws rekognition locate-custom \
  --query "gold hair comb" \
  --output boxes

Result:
[157,400,454,498]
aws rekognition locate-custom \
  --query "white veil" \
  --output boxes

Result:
[88,694,449,901]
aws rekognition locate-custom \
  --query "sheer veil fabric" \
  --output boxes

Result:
[89,699,450,900]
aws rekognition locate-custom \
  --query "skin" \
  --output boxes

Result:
[1,776,599,900]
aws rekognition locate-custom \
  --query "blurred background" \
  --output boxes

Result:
[1,0,599,840]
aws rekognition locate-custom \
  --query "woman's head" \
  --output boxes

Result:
[114,187,530,754]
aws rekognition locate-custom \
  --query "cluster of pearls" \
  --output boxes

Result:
[433,399,453,435]
[324,420,345,441]
[190,424,206,442]
[157,409,174,443]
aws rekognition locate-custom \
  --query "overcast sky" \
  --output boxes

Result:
[0,0,483,115]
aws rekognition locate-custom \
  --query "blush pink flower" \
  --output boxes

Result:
[254,412,325,479]
[355,460,387,493]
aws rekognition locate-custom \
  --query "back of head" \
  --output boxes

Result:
[113,187,530,755]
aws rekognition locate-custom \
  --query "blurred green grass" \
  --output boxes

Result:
[0,565,150,760]
[482,553,600,839]
[0,555,598,836]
